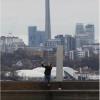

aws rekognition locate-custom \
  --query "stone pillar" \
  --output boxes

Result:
[56,45,63,81]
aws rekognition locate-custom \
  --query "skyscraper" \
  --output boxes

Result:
[85,24,95,44]
[45,0,51,39]
[76,23,84,34]
[75,23,95,48]
[28,26,47,47]
[28,26,37,47]
[64,35,75,52]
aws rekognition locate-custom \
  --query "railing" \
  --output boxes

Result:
[1,81,99,100]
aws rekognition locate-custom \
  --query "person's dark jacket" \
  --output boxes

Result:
[41,64,52,75]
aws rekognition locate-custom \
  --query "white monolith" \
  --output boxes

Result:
[56,45,63,81]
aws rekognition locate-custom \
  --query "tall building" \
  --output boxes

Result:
[76,23,84,34]
[75,23,85,48]
[45,0,51,39]
[75,33,89,48]
[75,23,95,48]
[85,24,95,44]
[28,26,47,47]
[85,24,94,33]
[64,35,75,52]
[28,26,37,47]
[54,34,75,53]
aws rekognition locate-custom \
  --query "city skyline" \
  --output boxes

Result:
[1,0,99,44]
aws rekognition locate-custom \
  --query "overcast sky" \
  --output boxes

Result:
[1,0,99,44]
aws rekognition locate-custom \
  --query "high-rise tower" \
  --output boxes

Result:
[45,0,51,39]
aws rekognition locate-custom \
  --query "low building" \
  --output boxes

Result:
[76,48,86,58]
[45,39,61,49]
[82,43,100,55]
[66,48,90,60]
[0,36,25,53]
[68,50,75,60]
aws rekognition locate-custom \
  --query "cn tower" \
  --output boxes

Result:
[45,0,51,39]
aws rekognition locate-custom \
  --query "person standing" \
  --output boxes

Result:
[41,63,52,83]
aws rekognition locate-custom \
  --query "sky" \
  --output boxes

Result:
[1,0,99,44]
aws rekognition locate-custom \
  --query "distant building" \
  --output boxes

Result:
[76,23,84,34]
[15,60,23,67]
[82,43,100,55]
[85,24,95,44]
[64,35,75,52]
[28,26,47,47]
[68,50,75,60]
[66,48,90,60]
[68,43,99,60]
[67,48,90,59]
[54,34,75,53]
[45,39,61,49]
[75,48,90,58]
[0,36,25,53]
[75,33,89,48]
[75,23,95,48]
[55,35,65,45]
[43,48,56,65]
